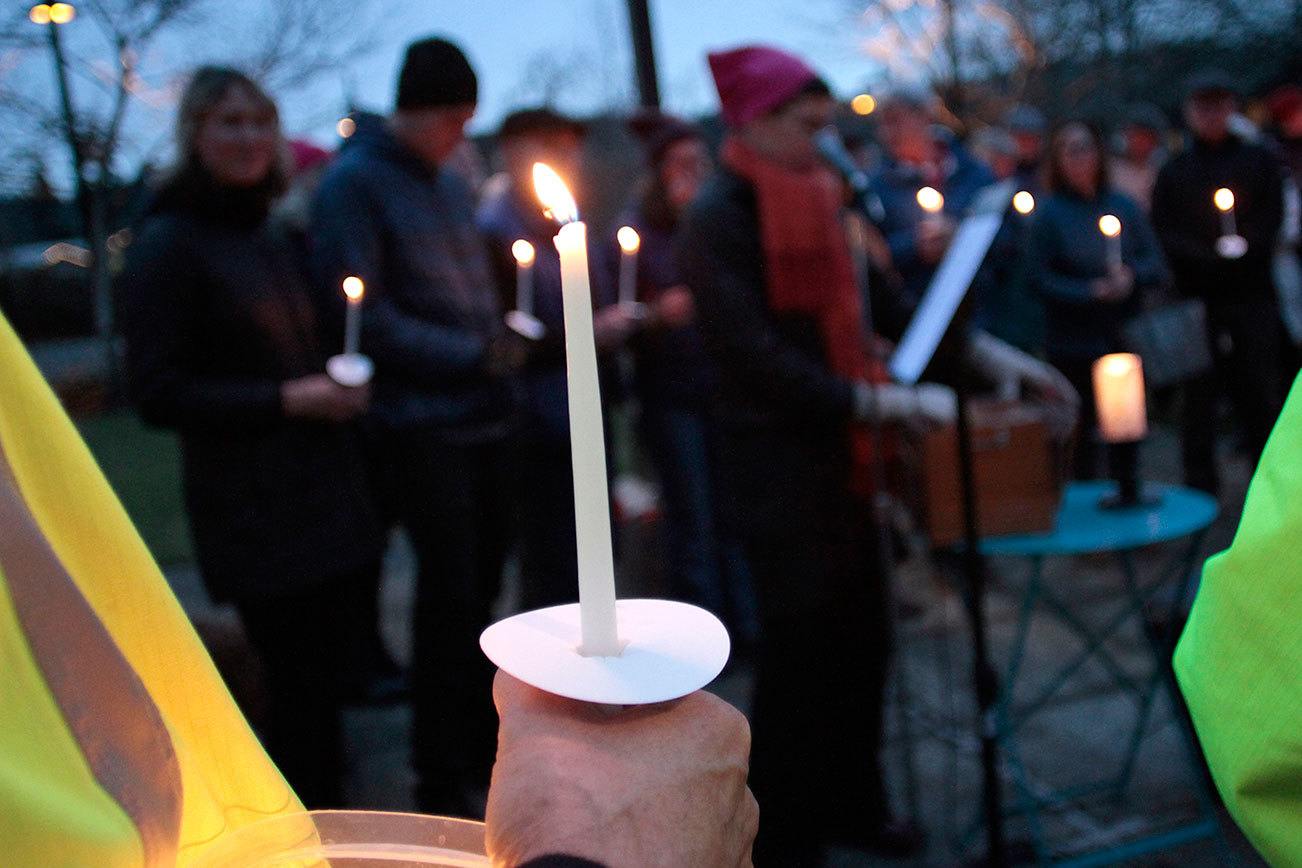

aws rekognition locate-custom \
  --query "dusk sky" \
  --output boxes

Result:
[6,0,888,188]
[285,0,874,141]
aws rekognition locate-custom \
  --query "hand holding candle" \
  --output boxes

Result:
[479,163,729,706]
[1213,187,1248,259]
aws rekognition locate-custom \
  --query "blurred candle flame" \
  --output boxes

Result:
[342,275,365,301]
[1098,214,1122,237]
[512,239,536,266]
[617,226,641,254]
[533,162,579,224]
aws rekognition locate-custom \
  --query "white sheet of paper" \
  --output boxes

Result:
[889,181,1014,385]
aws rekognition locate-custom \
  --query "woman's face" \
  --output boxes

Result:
[195,86,279,187]
[1056,124,1099,196]
[659,138,711,211]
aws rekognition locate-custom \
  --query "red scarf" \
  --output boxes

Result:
[722,137,889,495]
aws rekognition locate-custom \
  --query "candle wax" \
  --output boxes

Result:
[554,221,621,656]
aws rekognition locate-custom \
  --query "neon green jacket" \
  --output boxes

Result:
[1174,373,1302,866]
[0,312,302,865]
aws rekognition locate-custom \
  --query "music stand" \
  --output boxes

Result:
[889,180,1014,866]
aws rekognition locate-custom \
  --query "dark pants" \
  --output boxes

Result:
[234,567,374,808]
[1053,355,1141,483]
[745,495,892,866]
[640,402,758,642]
[377,429,511,814]
[1180,301,1284,494]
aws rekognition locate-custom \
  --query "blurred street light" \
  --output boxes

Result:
[850,93,877,116]
[29,3,75,24]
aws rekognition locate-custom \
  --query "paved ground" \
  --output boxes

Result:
[164,424,1269,867]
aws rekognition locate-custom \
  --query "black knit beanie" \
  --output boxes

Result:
[396,38,478,110]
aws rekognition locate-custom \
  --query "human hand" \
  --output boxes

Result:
[915,216,955,264]
[1092,266,1133,302]
[593,304,639,350]
[485,671,758,868]
[485,332,531,377]
[655,285,696,328]
[280,374,369,422]
[856,382,956,429]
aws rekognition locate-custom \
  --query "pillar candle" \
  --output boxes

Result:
[1093,353,1147,443]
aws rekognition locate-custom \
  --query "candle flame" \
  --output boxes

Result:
[533,162,579,225]
[617,226,640,254]
[1098,214,1121,237]
[511,239,536,266]
[1012,190,1035,215]
[916,186,944,213]
[1213,187,1234,212]
[342,275,365,301]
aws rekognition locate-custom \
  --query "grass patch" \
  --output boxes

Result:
[77,410,193,565]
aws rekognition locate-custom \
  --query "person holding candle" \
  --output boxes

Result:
[1151,70,1288,494]
[477,107,635,611]
[607,110,760,648]
[309,37,521,816]
[868,86,997,305]
[681,45,1077,865]
[118,67,383,808]
[1029,120,1168,481]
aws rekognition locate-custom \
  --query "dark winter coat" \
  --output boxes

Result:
[119,173,383,602]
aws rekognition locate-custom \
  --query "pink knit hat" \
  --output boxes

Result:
[707,45,821,128]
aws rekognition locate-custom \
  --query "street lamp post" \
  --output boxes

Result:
[30,4,118,391]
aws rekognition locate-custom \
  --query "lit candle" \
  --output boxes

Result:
[1012,190,1036,215]
[916,185,944,216]
[533,162,621,657]
[1093,352,1147,443]
[1098,214,1122,269]
[342,275,364,356]
[616,226,640,307]
[1213,187,1237,237]
[512,239,535,315]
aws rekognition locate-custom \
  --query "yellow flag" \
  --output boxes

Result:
[0,312,301,866]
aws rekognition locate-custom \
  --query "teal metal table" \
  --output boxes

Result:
[979,480,1224,866]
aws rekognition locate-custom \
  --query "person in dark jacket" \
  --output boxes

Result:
[869,88,997,305]
[681,45,1077,866]
[613,111,758,645]
[1152,70,1288,494]
[1031,120,1168,481]
[476,107,634,610]
[119,67,383,807]
[309,38,517,816]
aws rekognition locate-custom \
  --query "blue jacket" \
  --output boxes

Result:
[309,116,512,437]
[869,141,996,303]
[1029,189,1168,361]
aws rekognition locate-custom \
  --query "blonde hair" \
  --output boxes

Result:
[172,66,287,192]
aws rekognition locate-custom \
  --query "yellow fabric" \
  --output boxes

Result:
[0,312,301,865]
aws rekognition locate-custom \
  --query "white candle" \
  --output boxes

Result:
[616,226,640,306]
[512,239,535,315]
[1214,187,1237,237]
[342,275,364,356]
[1098,214,1122,269]
[533,162,621,657]
[1093,353,1147,443]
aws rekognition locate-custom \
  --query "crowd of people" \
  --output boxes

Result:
[114,33,1300,866]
